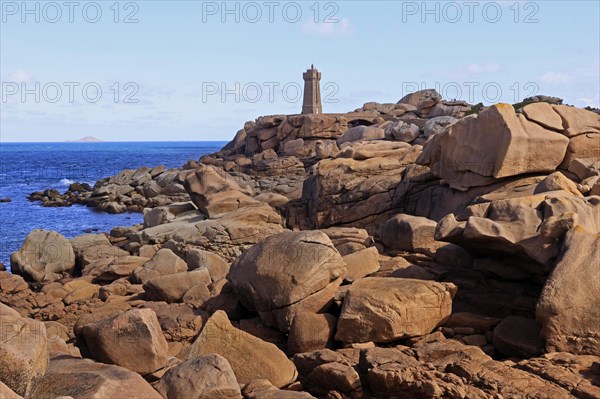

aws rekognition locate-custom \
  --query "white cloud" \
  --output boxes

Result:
[575,97,594,106]
[301,18,353,37]
[538,71,572,85]
[439,63,502,79]
[465,63,501,74]
[7,69,32,83]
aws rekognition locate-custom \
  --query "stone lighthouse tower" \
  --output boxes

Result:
[302,64,322,114]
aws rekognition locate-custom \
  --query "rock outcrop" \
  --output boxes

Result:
[536,225,600,355]
[418,104,570,191]
[6,89,600,398]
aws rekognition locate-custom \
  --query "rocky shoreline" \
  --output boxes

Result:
[3,89,600,399]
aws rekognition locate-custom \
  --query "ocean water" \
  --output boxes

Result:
[0,141,226,268]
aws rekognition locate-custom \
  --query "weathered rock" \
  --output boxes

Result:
[380,214,444,256]
[93,255,149,283]
[188,311,297,388]
[342,246,380,282]
[293,145,421,229]
[335,278,455,343]
[534,172,582,196]
[70,233,111,254]
[516,352,600,398]
[143,202,199,228]
[412,339,491,368]
[0,381,21,399]
[73,300,132,338]
[0,272,28,293]
[186,248,229,281]
[435,193,600,267]
[31,356,162,399]
[0,303,48,397]
[282,138,307,157]
[154,354,242,399]
[306,361,362,396]
[428,101,471,118]
[536,225,600,355]
[132,248,187,284]
[551,104,600,137]
[136,203,284,261]
[320,227,371,255]
[522,102,564,131]
[418,104,570,190]
[63,282,99,304]
[228,230,346,332]
[337,125,384,145]
[296,114,348,139]
[447,356,574,398]
[444,312,501,333]
[83,308,169,374]
[560,132,600,169]
[182,282,211,307]
[368,362,470,399]
[255,192,291,208]
[292,349,364,397]
[144,269,211,303]
[288,312,337,355]
[423,116,458,137]
[397,89,442,117]
[136,302,204,344]
[183,164,254,217]
[384,121,420,142]
[493,316,543,358]
[315,140,340,159]
[10,229,75,281]
[242,379,316,399]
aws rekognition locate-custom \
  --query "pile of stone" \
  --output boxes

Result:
[3,89,599,399]
[28,183,92,207]
[29,165,191,213]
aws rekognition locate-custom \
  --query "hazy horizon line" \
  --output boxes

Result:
[0,139,229,144]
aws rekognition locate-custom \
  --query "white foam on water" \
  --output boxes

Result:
[60,178,75,186]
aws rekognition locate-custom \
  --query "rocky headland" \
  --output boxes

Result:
[4,89,600,398]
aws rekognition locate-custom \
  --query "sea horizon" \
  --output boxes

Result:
[0,141,226,266]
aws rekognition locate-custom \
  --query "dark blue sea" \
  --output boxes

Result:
[0,141,226,268]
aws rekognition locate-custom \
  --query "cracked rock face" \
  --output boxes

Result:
[0,303,49,397]
[417,104,570,191]
[10,229,76,282]
[227,230,347,332]
[335,277,456,343]
[536,225,600,355]
[188,310,297,388]
[154,354,242,399]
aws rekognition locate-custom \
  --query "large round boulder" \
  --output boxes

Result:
[154,354,242,399]
[82,308,169,375]
[227,230,346,332]
[10,229,75,281]
[0,304,49,397]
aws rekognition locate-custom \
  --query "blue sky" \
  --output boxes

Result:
[1,0,599,142]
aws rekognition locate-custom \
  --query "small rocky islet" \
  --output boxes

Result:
[2,87,600,399]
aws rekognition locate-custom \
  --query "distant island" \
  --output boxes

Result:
[67,136,103,142]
